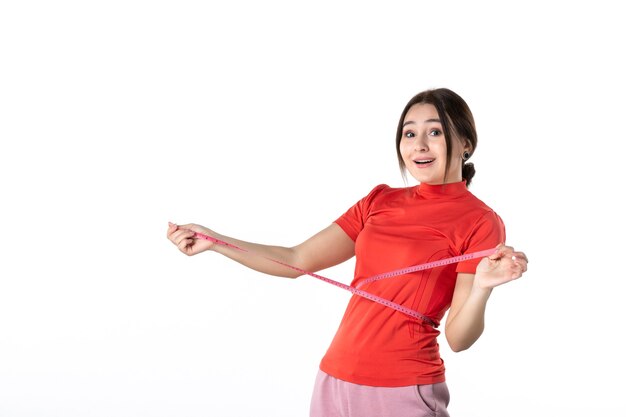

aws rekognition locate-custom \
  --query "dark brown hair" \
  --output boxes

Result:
[395,88,478,186]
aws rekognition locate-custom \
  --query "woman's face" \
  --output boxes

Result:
[399,103,468,185]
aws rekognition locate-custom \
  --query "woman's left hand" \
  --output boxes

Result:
[474,244,528,289]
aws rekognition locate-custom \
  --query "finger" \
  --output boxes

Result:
[170,229,196,244]
[178,237,194,253]
[521,262,528,272]
[178,230,197,244]
[513,259,527,278]
[177,223,198,232]
[167,222,178,238]
[507,263,522,280]
[490,244,513,260]
[169,228,186,241]
[511,253,528,274]
[512,251,528,263]
[511,257,527,271]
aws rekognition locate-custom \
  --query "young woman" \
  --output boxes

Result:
[167,88,528,417]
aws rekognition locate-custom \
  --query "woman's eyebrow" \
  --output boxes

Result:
[402,118,441,127]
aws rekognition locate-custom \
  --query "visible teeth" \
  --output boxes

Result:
[415,160,433,164]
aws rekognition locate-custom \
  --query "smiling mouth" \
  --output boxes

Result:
[414,159,434,165]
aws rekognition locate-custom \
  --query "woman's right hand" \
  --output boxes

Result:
[167,222,216,256]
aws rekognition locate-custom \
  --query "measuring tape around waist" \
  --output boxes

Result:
[193,231,496,328]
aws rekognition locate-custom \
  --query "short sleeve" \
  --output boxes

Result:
[334,184,389,241]
[456,210,506,274]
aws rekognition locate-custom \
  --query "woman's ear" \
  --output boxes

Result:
[463,139,472,154]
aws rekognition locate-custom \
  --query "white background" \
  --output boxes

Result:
[1,1,624,416]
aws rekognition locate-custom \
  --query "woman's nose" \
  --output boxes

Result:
[415,135,429,151]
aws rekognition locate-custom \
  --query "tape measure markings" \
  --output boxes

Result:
[355,248,497,289]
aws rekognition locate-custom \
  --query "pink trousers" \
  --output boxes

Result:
[309,370,450,417]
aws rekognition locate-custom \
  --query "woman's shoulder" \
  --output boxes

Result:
[462,191,505,231]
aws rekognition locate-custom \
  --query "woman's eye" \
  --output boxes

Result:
[429,129,442,137]
[404,131,415,138]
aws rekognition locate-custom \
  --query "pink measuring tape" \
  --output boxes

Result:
[193,231,496,328]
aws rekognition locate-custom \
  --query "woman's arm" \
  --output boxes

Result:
[167,222,355,278]
[445,245,528,352]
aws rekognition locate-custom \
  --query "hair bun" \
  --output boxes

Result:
[462,163,476,186]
